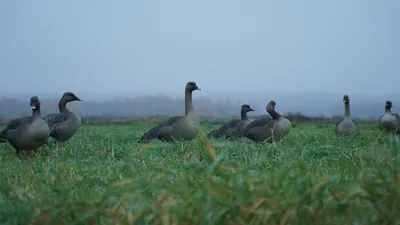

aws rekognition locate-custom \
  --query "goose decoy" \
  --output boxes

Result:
[42,92,82,144]
[0,96,50,155]
[138,81,201,143]
[234,100,291,143]
[378,101,400,134]
[335,95,360,135]
[206,104,255,139]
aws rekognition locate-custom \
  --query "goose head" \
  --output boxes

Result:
[343,95,349,104]
[186,82,201,92]
[386,101,393,109]
[30,96,41,110]
[62,92,82,102]
[266,101,276,111]
[241,104,255,113]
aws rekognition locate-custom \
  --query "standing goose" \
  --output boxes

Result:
[138,81,201,143]
[335,95,360,135]
[234,100,291,143]
[379,101,400,134]
[0,96,50,155]
[206,104,255,139]
[42,92,82,143]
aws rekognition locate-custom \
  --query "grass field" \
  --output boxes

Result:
[0,121,399,224]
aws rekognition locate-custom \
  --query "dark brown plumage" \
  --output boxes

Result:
[206,104,254,139]
[42,92,82,143]
[138,82,201,143]
[234,101,291,143]
[379,101,400,134]
[1,96,50,155]
[335,95,360,135]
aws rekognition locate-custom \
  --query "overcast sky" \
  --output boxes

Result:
[0,0,399,99]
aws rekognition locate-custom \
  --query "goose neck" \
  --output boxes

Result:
[344,102,350,117]
[385,107,391,113]
[240,111,248,120]
[184,90,194,115]
[267,107,281,119]
[58,99,70,113]
[32,106,41,118]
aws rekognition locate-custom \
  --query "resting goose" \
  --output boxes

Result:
[335,95,360,135]
[42,92,82,143]
[379,101,400,134]
[206,104,255,139]
[0,96,50,155]
[234,100,291,143]
[138,81,201,143]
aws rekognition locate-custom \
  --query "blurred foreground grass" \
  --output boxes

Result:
[0,122,399,224]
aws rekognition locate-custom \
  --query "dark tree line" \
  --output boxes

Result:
[0,95,247,119]
[0,95,391,123]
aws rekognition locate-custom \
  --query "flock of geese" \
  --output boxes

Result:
[0,81,399,157]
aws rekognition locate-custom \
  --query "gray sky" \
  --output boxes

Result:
[0,0,399,99]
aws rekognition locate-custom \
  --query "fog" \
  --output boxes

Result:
[0,0,399,117]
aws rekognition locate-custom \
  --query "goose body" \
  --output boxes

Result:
[0,96,50,154]
[379,101,400,134]
[335,95,360,135]
[42,92,82,143]
[235,101,291,143]
[138,82,201,143]
[207,104,254,139]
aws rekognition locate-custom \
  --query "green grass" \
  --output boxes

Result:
[0,121,399,224]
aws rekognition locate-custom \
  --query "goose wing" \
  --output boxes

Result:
[42,113,70,139]
[0,116,33,140]
[393,113,400,129]
[206,118,241,138]
[233,118,272,138]
[138,116,182,143]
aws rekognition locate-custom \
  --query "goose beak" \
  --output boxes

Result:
[196,87,201,91]
[76,97,83,101]
[249,108,255,111]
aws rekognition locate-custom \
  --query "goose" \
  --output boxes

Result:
[206,104,255,139]
[379,101,400,134]
[0,96,50,155]
[234,100,291,143]
[138,81,201,143]
[42,92,82,144]
[335,95,360,135]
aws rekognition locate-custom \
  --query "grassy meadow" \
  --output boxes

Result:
[0,120,399,224]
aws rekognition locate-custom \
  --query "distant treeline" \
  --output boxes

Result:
[0,95,242,119]
[0,95,378,126]
[77,112,377,126]
[0,95,389,123]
